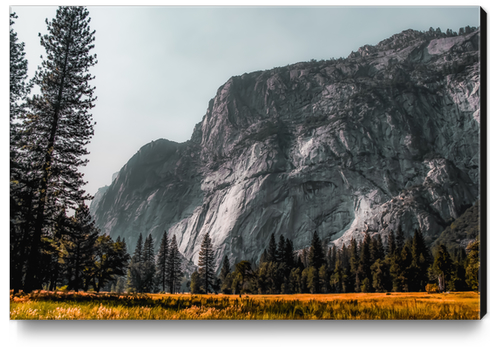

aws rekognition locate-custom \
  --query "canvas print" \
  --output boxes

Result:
[9,6,485,320]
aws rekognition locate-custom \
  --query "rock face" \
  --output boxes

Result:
[91,28,480,269]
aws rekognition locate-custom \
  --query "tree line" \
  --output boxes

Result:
[190,228,480,295]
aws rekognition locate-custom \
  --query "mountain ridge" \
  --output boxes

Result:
[91,27,480,270]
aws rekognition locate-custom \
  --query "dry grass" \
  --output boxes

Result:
[10,290,480,320]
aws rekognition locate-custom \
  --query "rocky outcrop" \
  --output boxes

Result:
[91,28,480,269]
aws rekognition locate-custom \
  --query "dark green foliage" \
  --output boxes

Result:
[465,240,479,291]
[432,244,453,292]
[307,230,325,270]
[219,255,232,294]
[306,266,319,294]
[92,234,130,292]
[232,261,254,294]
[156,231,169,292]
[59,204,98,292]
[330,259,345,293]
[267,234,277,263]
[409,229,430,291]
[395,225,405,253]
[190,271,203,294]
[166,235,183,294]
[387,229,396,255]
[277,235,286,264]
[358,233,373,283]
[318,264,329,293]
[371,259,390,292]
[198,232,216,293]
[126,234,144,293]
[142,234,156,293]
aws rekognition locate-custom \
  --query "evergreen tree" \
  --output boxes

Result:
[387,229,396,255]
[433,244,453,292]
[126,233,144,293]
[371,258,390,292]
[288,268,302,294]
[59,204,98,292]
[395,225,405,253]
[318,264,329,293]
[9,12,31,121]
[348,238,361,292]
[330,259,345,293]
[190,271,203,294]
[308,230,325,270]
[198,232,216,293]
[284,238,295,270]
[23,7,97,292]
[166,235,182,294]
[156,231,169,292]
[141,234,156,293]
[219,255,232,294]
[267,234,277,263]
[358,233,372,283]
[92,234,130,292]
[399,239,413,291]
[306,266,319,293]
[410,229,429,291]
[277,235,287,264]
[465,240,479,291]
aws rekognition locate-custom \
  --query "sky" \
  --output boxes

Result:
[8,4,481,199]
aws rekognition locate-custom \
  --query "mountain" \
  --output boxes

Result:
[91,28,480,269]
[432,200,480,255]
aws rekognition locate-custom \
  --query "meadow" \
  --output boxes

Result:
[10,291,480,320]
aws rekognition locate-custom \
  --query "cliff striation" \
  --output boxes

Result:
[91,28,480,269]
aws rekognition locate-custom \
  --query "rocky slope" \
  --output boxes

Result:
[91,28,481,269]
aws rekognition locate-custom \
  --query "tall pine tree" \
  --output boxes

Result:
[198,232,215,293]
[156,231,169,293]
[23,6,97,292]
[166,235,182,294]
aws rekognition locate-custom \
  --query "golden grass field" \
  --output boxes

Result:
[10,290,480,320]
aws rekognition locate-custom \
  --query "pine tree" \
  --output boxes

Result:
[156,231,169,293]
[267,234,277,263]
[277,235,286,264]
[433,244,453,292]
[92,234,130,292]
[23,6,97,292]
[9,12,31,121]
[399,239,413,291]
[306,266,319,293]
[219,255,232,294]
[142,234,156,293]
[358,233,372,283]
[198,233,216,293]
[190,271,203,294]
[410,229,429,291]
[284,238,295,270]
[387,229,396,255]
[166,235,182,294]
[127,233,144,292]
[59,204,98,292]
[465,240,479,291]
[395,225,405,253]
[308,230,325,270]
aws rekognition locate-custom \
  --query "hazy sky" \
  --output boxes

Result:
[9,5,480,198]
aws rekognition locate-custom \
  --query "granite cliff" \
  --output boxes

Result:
[91,28,480,269]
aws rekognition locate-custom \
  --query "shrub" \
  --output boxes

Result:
[426,283,440,294]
